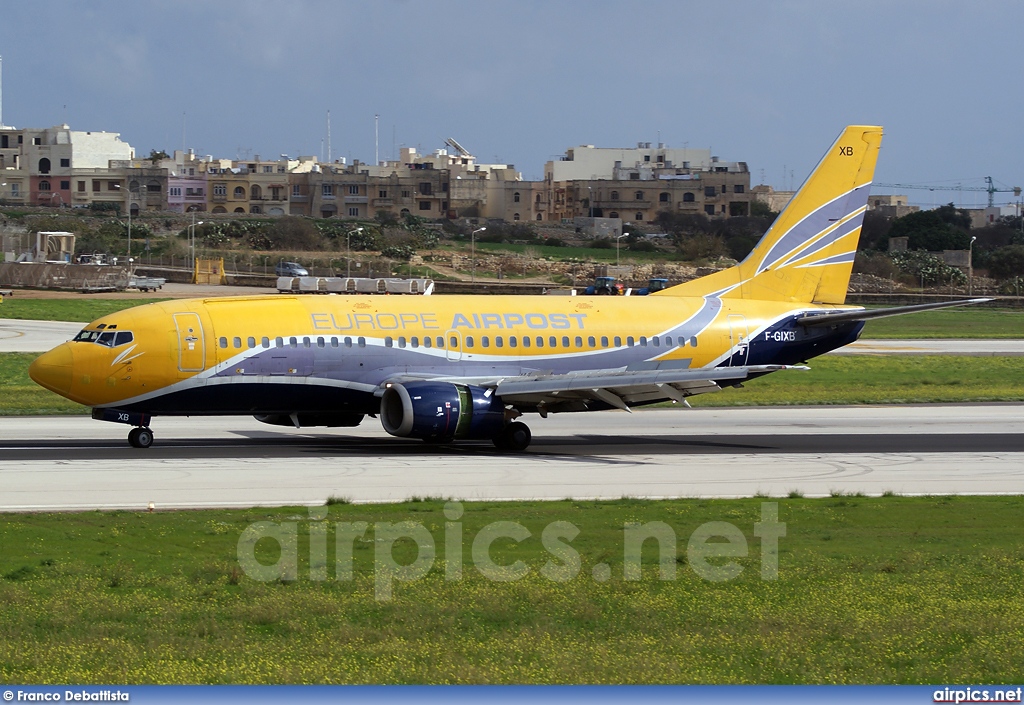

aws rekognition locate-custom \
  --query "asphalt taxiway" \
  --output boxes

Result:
[1,406,1021,511]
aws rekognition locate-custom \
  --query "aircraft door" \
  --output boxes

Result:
[727,314,749,367]
[174,312,206,372]
[445,329,462,362]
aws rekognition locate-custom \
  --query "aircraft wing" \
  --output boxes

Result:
[385,364,805,413]
[796,298,991,327]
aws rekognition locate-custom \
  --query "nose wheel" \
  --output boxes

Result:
[128,427,154,448]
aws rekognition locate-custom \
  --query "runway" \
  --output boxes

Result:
[1,406,1022,511]
[0,319,82,353]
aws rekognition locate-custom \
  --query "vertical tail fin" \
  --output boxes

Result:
[658,125,883,304]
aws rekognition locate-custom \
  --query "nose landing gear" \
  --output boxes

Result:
[128,427,154,448]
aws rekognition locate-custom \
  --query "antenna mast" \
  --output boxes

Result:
[327,110,331,163]
[375,113,379,165]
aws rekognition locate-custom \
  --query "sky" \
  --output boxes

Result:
[1,0,1021,208]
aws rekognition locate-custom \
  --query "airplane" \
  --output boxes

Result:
[29,125,987,451]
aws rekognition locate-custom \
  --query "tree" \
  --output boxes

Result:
[857,211,893,251]
[148,149,170,164]
[888,204,971,251]
[985,245,1024,279]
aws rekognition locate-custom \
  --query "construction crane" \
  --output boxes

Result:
[874,177,1021,207]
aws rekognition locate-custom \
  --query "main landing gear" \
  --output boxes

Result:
[492,421,531,452]
[127,426,154,449]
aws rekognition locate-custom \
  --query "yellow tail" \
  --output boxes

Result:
[658,125,883,304]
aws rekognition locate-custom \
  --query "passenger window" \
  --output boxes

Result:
[562,336,570,348]
[466,336,474,348]
[690,336,698,347]
[509,336,517,348]
[398,337,406,348]
[275,337,283,348]
[652,337,660,348]
[247,337,256,349]
[358,337,366,347]
[344,337,352,347]
[385,337,394,347]
[601,336,608,347]
[588,336,596,348]
[614,336,621,347]
[437,336,445,348]
[450,336,458,348]
[233,337,242,349]
[665,336,673,347]
[495,337,503,348]
[411,337,419,348]
[423,336,432,348]
[522,336,530,348]
[303,337,311,348]
[627,336,635,347]
[331,337,339,348]
[548,336,556,347]
[640,336,648,347]
[289,337,297,348]
[481,336,489,348]
[317,337,325,348]
[219,337,228,349]
[114,331,134,346]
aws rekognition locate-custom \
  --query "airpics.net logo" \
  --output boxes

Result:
[235,501,786,601]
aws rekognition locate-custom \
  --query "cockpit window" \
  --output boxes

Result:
[73,329,134,346]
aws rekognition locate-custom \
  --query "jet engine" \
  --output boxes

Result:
[380,381,506,442]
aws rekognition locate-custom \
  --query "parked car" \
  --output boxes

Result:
[275,261,309,277]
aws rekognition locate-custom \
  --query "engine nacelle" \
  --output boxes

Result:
[380,381,506,442]
[254,412,365,428]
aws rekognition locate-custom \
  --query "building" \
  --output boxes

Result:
[868,194,918,219]
[545,142,714,182]
[543,143,751,222]
[0,124,134,209]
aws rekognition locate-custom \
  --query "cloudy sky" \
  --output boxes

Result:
[1,0,1021,207]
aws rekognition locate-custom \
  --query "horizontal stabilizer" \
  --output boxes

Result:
[796,298,992,327]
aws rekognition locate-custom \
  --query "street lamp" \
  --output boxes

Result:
[615,229,629,268]
[346,227,363,278]
[587,186,593,218]
[471,227,486,282]
[118,183,142,258]
[188,213,205,272]
[969,235,977,295]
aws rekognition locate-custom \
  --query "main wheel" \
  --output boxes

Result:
[493,421,531,452]
[128,427,154,448]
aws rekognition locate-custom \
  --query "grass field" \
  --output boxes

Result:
[468,241,677,263]
[861,307,1024,339]
[688,355,1024,407]
[0,298,167,322]
[3,352,1024,416]
[0,496,1021,684]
